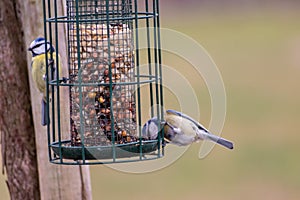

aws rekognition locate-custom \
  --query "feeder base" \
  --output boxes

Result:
[50,140,160,161]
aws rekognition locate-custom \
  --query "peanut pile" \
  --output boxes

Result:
[69,23,137,146]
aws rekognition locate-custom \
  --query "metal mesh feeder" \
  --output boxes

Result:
[44,0,164,164]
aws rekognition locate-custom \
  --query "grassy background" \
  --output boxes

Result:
[1,3,300,200]
[89,5,300,200]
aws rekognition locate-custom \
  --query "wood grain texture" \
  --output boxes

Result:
[0,0,40,199]
[0,0,92,199]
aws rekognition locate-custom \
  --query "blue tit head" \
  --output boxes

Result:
[142,117,162,140]
[28,37,55,57]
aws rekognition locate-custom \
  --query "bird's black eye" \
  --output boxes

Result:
[31,43,44,50]
[165,132,174,140]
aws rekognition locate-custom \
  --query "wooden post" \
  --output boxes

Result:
[0,0,40,198]
[23,0,92,199]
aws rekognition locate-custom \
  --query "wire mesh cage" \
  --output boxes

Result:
[43,0,164,164]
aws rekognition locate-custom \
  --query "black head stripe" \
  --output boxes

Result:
[31,41,52,52]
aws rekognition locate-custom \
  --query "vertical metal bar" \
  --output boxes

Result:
[75,0,86,163]
[145,0,154,118]
[94,0,98,15]
[133,0,143,159]
[43,0,52,162]
[121,0,125,20]
[106,0,116,162]
[152,0,159,117]
[156,0,164,156]
[152,0,161,157]
[47,0,56,149]
[53,0,63,163]
[156,0,163,118]
[48,0,58,161]
[66,0,73,144]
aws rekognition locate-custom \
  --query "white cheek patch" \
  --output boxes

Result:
[32,43,50,55]
[149,124,158,139]
[33,45,46,55]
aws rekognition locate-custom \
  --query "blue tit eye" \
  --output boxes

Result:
[165,132,172,139]
[163,123,174,139]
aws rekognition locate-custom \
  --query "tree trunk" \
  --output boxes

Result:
[0,0,92,199]
[0,0,40,199]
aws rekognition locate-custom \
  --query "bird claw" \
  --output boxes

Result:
[48,59,54,66]
[61,77,68,83]
[62,77,68,83]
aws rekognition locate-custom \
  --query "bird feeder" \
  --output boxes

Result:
[43,0,164,164]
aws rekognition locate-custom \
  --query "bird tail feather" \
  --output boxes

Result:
[41,99,48,126]
[206,134,233,149]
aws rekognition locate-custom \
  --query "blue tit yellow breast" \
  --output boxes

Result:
[31,52,60,100]
[31,54,47,98]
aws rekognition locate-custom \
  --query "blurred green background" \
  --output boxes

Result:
[1,1,300,199]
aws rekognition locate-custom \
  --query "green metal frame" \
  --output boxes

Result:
[43,0,164,165]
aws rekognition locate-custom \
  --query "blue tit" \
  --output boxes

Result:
[142,109,234,149]
[142,117,165,140]
[28,37,62,126]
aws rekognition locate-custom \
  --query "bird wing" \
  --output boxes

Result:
[166,109,210,133]
[166,109,234,149]
[31,54,46,94]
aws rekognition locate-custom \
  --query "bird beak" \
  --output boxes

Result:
[27,47,32,51]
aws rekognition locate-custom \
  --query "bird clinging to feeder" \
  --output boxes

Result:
[28,37,62,126]
[142,109,234,149]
